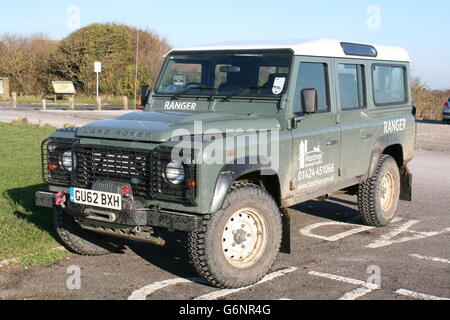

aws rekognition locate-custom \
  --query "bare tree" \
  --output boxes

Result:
[0,33,57,95]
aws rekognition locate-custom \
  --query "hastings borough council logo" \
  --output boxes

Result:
[299,140,324,169]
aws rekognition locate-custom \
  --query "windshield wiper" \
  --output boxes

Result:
[173,86,219,99]
[224,86,271,100]
[172,86,200,99]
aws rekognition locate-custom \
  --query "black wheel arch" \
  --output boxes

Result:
[369,134,412,201]
[369,134,403,178]
[209,157,281,213]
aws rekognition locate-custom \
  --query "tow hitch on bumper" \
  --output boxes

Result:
[35,191,204,234]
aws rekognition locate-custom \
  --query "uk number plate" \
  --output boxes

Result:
[70,188,122,211]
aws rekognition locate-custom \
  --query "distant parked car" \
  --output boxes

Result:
[443,98,450,124]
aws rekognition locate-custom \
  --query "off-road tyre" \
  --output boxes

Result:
[53,207,117,256]
[188,182,283,289]
[358,155,401,227]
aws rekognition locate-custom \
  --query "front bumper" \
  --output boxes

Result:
[35,191,204,232]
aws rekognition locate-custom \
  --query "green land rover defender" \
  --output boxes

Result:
[36,39,415,289]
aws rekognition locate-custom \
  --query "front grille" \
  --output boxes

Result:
[74,145,197,204]
[74,145,152,198]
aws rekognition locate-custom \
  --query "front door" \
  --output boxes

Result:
[291,57,341,196]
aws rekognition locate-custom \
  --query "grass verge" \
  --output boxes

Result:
[0,122,67,266]
[18,248,67,267]
[13,96,125,106]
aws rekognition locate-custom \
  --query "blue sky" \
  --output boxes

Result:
[1,0,449,89]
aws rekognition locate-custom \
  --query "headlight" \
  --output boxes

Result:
[61,151,76,172]
[165,161,185,185]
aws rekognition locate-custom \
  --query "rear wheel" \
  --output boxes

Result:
[358,155,401,227]
[188,183,282,289]
[53,208,118,256]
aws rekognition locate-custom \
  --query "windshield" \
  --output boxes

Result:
[156,51,293,98]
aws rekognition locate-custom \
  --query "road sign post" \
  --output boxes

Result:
[94,61,102,99]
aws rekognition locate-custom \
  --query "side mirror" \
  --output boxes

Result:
[140,85,151,108]
[302,88,318,114]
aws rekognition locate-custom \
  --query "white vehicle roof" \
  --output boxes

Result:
[170,38,410,62]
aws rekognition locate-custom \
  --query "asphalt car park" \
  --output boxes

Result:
[1,149,448,300]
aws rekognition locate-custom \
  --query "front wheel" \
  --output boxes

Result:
[358,155,401,227]
[188,183,282,289]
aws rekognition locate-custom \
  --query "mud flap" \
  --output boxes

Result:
[280,208,291,254]
[399,166,413,201]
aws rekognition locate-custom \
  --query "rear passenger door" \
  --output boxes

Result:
[291,57,341,195]
[334,59,375,182]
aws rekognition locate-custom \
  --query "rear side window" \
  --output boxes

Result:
[297,62,330,113]
[373,65,407,105]
[338,64,366,110]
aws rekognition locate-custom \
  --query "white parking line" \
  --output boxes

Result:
[299,217,403,243]
[195,267,298,300]
[409,254,450,264]
[339,287,375,300]
[367,222,450,249]
[128,267,297,301]
[308,271,379,300]
[128,277,208,300]
[395,289,450,300]
[300,217,450,250]
[300,221,375,242]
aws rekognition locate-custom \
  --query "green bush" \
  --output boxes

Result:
[412,77,449,121]
[48,23,162,96]
[0,24,170,97]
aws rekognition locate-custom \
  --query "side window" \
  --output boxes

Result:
[338,64,366,110]
[296,62,330,113]
[373,65,407,105]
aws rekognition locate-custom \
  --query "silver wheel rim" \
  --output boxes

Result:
[380,171,395,216]
[222,208,267,269]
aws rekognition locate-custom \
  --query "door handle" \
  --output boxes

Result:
[326,140,339,146]
[361,133,373,140]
